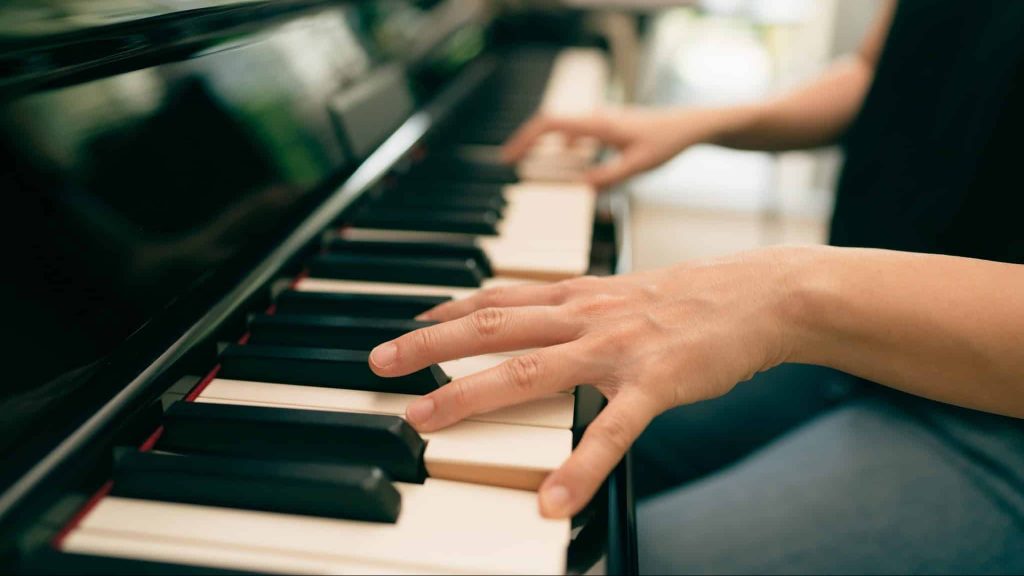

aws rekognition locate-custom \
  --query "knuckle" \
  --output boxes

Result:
[408,326,439,354]
[623,313,659,336]
[503,354,544,393]
[470,307,509,338]
[478,286,509,308]
[571,275,601,291]
[550,280,573,304]
[556,275,600,301]
[448,379,473,411]
[571,293,623,317]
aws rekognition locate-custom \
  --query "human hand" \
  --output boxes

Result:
[369,247,812,517]
[501,106,732,188]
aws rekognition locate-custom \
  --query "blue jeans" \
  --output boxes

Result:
[633,366,1024,574]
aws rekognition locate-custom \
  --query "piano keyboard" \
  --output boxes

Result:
[54,45,608,575]
[518,49,610,182]
[340,182,597,281]
[64,480,570,574]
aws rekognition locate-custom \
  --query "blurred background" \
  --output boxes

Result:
[601,0,884,270]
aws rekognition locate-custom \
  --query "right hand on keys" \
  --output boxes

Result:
[369,247,819,518]
[501,106,733,188]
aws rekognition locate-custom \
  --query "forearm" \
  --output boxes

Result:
[786,247,1024,418]
[689,0,894,152]
[706,55,875,151]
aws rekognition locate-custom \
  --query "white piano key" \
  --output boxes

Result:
[347,182,595,250]
[68,480,569,574]
[422,420,571,491]
[340,183,595,281]
[439,353,510,378]
[296,277,475,299]
[194,390,573,490]
[539,49,608,116]
[56,45,610,576]
[484,246,590,281]
[443,354,577,395]
[339,228,481,245]
[481,188,593,252]
[198,378,574,429]
[294,276,536,299]
[518,48,609,181]
[65,529,433,575]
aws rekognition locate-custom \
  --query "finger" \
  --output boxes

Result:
[417,282,571,322]
[538,391,658,518]
[405,341,598,431]
[584,151,649,189]
[502,115,613,163]
[370,305,578,376]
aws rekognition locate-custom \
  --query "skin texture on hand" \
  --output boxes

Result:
[369,248,802,518]
[368,246,1024,518]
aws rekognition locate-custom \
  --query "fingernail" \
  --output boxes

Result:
[406,397,435,425]
[370,342,397,368]
[540,484,571,517]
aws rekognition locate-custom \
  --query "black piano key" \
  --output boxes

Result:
[159,402,426,483]
[307,254,485,287]
[398,180,507,200]
[248,314,434,350]
[218,344,449,395]
[275,290,450,319]
[19,549,258,575]
[325,237,494,277]
[362,202,502,219]
[408,159,519,184]
[352,208,500,236]
[450,127,524,146]
[387,190,506,212]
[111,450,401,523]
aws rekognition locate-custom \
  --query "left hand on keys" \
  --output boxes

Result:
[370,247,813,518]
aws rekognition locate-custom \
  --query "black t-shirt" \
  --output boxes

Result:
[832,1,1024,493]
[832,0,1024,263]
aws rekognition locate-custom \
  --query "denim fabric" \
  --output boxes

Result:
[637,396,1024,574]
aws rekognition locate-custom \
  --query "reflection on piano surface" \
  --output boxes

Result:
[0,1,636,574]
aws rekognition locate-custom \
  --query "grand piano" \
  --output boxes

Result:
[0,1,636,573]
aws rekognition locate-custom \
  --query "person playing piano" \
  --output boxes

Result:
[370,1,1024,572]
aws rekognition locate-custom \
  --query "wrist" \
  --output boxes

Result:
[770,245,845,367]
[700,104,767,148]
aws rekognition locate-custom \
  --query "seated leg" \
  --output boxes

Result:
[637,397,1024,574]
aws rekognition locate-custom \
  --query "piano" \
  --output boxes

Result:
[0,1,636,573]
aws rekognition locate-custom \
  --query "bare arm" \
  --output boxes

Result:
[791,248,1024,418]
[712,0,895,150]
[503,0,897,186]
[370,246,1024,517]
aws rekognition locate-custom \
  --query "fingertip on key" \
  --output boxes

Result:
[539,484,572,518]
[370,342,397,370]
[406,397,435,426]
